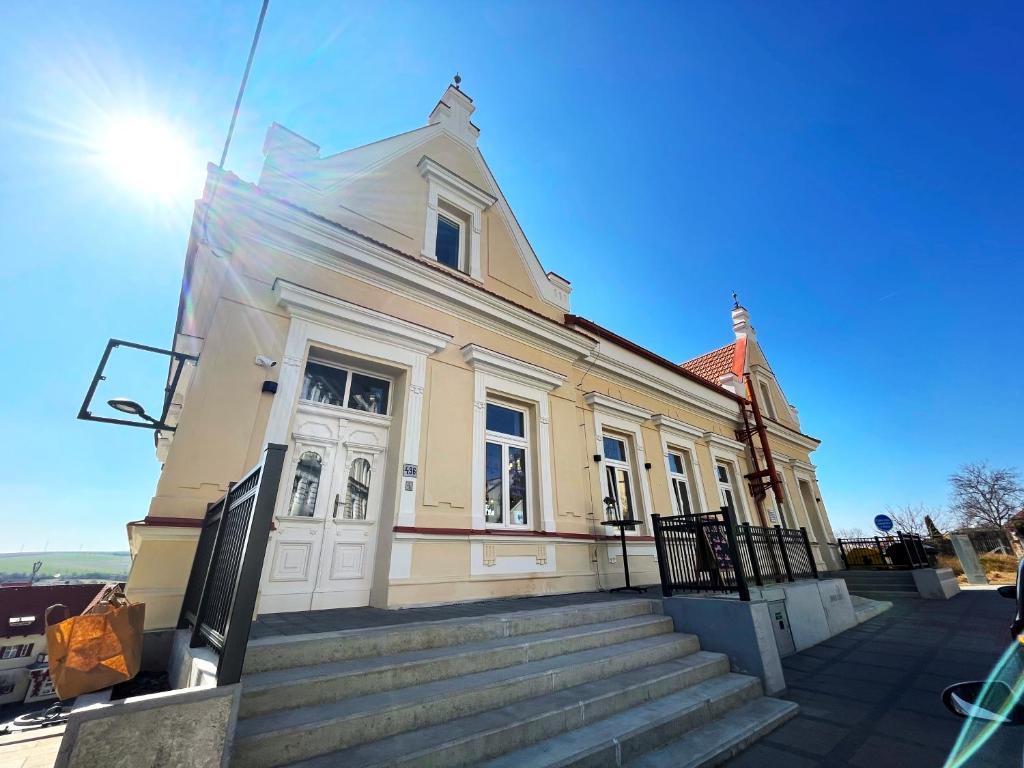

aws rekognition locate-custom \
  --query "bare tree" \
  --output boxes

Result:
[883,504,953,537]
[950,463,1024,529]
[834,527,867,540]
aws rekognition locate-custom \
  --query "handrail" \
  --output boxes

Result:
[177,443,287,685]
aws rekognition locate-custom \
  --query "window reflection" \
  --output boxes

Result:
[289,451,322,517]
[345,458,371,520]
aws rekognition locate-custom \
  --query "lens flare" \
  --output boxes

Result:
[94,115,197,202]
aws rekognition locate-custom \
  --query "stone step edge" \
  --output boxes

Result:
[478,673,763,768]
[626,696,799,768]
[243,614,673,692]
[281,654,737,768]
[239,615,676,719]
[234,633,697,746]
[244,598,658,673]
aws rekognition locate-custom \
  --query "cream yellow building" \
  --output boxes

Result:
[125,81,840,630]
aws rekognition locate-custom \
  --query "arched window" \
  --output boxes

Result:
[288,451,322,517]
[345,458,371,520]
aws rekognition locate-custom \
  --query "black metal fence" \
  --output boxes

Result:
[836,532,931,570]
[652,507,821,600]
[178,443,287,685]
[652,509,750,600]
[735,523,819,586]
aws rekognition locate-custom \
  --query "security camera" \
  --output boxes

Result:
[254,355,278,368]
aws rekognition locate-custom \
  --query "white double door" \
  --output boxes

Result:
[259,404,390,613]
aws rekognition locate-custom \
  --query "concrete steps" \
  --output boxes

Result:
[833,570,919,600]
[850,595,893,624]
[231,598,796,768]
[240,613,673,718]
[627,697,799,768]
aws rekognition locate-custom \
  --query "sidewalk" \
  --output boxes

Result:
[725,590,1019,767]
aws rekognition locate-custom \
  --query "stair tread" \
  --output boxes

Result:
[479,673,761,768]
[236,632,697,740]
[248,598,658,650]
[242,614,671,691]
[282,653,734,768]
[626,696,799,768]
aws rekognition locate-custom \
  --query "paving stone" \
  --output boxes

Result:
[723,742,820,768]
[763,717,847,755]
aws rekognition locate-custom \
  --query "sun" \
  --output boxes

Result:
[95,115,198,202]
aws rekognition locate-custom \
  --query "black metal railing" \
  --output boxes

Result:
[178,443,287,685]
[836,532,930,570]
[652,506,750,601]
[735,523,819,586]
[652,506,821,600]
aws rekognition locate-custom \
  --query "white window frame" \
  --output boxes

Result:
[300,356,394,417]
[464,345,563,532]
[652,415,709,520]
[434,208,466,272]
[667,451,697,517]
[758,378,777,420]
[484,400,532,530]
[585,393,655,538]
[603,433,640,523]
[704,432,751,524]
[419,156,496,281]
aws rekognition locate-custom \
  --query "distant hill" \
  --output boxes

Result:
[0,551,130,582]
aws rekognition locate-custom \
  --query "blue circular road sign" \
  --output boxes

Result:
[874,514,894,532]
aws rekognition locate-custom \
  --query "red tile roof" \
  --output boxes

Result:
[1,584,107,638]
[681,341,743,385]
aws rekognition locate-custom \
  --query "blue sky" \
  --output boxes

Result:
[0,2,1020,551]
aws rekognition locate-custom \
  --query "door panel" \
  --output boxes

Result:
[259,404,390,614]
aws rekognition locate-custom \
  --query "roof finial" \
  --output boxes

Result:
[732,291,740,309]
[453,72,462,90]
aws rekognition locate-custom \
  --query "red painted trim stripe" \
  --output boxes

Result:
[392,525,654,542]
[139,516,205,528]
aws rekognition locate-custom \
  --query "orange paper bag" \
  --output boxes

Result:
[45,587,145,700]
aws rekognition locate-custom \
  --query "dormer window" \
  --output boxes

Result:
[419,156,496,281]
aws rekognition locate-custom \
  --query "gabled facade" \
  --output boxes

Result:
[125,82,840,630]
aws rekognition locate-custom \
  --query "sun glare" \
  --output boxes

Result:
[96,116,198,202]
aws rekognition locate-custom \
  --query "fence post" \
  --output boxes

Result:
[801,527,819,578]
[742,523,763,586]
[775,525,795,582]
[722,504,751,601]
[837,538,849,569]
[896,530,912,569]
[874,536,886,568]
[652,514,673,598]
[216,443,288,686]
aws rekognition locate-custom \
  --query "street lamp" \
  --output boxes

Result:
[107,398,160,425]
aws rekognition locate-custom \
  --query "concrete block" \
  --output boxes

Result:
[951,535,988,585]
[169,628,218,689]
[817,579,858,636]
[55,683,240,768]
[662,596,786,695]
[774,582,831,652]
[912,568,961,599]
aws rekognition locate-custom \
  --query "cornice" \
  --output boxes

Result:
[417,155,497,209]
[461,344,565,391]
[584,392,654,423]
[764,418,821,451]
[703,431,746,454]
[585,350,741,424]
[274,279,452,355]
[651,414,705,441]
[215,182,595,362]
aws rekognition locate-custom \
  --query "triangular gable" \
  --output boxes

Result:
[256,84,570,316]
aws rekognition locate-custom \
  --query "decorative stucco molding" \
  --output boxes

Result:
[461,344,565,391]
